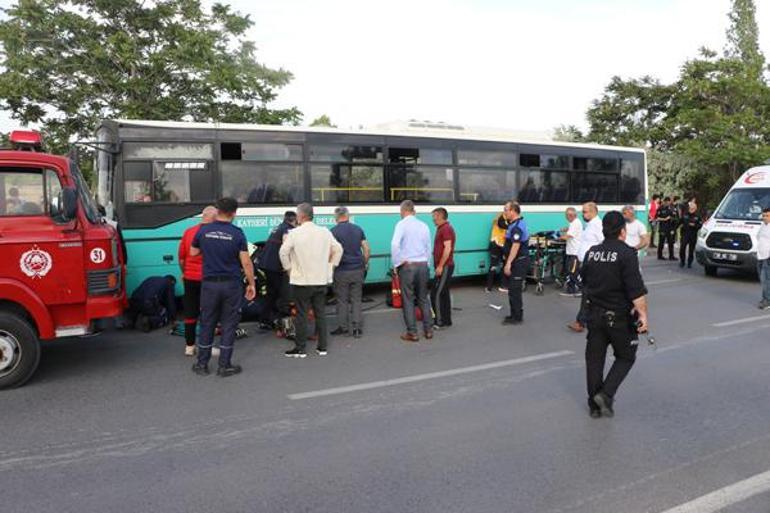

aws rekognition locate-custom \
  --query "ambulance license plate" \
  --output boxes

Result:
[712,252,738,261]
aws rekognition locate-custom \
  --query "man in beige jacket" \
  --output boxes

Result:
[280,203,343,358]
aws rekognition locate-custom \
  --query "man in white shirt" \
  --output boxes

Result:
[569,202,604,333]
[757,207,770,310]
[559,207,583,296]
[391,200,433,342]
[622,205,650,252]
[280,203,343,358]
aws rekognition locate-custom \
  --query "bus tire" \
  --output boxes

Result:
[0,311,41,390]
[704,265,718,277]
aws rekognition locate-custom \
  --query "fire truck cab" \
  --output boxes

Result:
[0,130,126,389]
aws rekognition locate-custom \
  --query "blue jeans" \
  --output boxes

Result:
[197,279,242,368]
[759,259,770,302]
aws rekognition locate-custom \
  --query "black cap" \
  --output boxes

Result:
[602,211,625,238]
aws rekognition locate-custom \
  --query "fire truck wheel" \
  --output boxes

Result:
[0,312,41,390]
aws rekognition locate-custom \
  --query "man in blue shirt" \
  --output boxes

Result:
[190,197,256,377]
[391,200,433,342]
[502,201,530,325]
[331,206,370,338]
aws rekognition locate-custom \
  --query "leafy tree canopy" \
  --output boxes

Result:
[0,0,302,158]
[574,0,770,206]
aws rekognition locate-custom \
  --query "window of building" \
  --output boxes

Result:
[519,170,570,203]
[458,169,517,203]
[457,149,516,167]
[388,147,453,165]
[311,164,384,203]
[387,166,455,203]
[572,173,619,203]
[221,162,304,204]
[309,144,383,162]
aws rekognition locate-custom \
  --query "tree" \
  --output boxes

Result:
[581,0,770,207]
[309,114,336,128]
[552,124,585,143]
[726,0,763,72]
[0,0,301,162]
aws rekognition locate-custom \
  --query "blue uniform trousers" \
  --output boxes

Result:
[197,279,242,368]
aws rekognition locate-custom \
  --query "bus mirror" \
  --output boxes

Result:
[62,187,78,220]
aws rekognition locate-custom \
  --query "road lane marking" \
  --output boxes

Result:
[659,469,770,513]
[288,350,574,400]
[712,314,770,327]
[645,278,684,286]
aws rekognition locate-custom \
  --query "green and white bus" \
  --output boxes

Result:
[94,120,646,294]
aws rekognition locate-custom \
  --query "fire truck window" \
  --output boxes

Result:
[0,169,45,216]
[45,169,65,221]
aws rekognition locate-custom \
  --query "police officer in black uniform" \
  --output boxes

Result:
[580,211,649,418]
[502,202,530,325]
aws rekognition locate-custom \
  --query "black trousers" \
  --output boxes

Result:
[585,307,638,400]
[680,230,697,265]
[658,226,675,259]
[293,285,327,351]
[565,255,580,294]
[430,265,454,326]
[486,244,503,290]
[507,257,529,321]
[264,269,290,321]
[182,279,202,346]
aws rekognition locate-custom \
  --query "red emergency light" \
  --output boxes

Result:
[9,130,43,151]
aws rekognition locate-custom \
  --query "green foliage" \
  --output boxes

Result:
[309,114,336,128]
[582,0,770,208]
[0,0,302,182]
[552,124,585,143]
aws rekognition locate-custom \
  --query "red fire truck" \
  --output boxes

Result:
[0,130,126,389]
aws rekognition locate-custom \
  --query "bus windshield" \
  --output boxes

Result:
[714,188,770,220]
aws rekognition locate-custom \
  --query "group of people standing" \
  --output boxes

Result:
[648,194,703,268]
[176,198,460,374]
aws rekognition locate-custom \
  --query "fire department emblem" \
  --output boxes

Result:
[20,246,53,279]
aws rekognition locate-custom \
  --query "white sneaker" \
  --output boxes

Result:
[212,346,221,357]
[498,287,509,293]
[184,345,195,357]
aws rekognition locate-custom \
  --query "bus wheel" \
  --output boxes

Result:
[704,265,718,277]
[0,312,41,390]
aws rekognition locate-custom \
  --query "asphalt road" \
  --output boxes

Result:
[3,255,770,513]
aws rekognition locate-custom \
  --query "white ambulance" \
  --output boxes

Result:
[696,166,770,276]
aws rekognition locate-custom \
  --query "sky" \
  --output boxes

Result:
[1,0,769,134]
[228,0,770,133]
